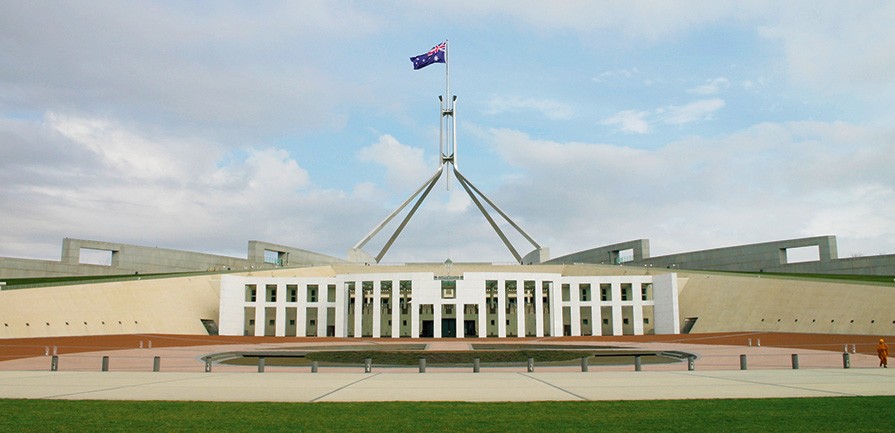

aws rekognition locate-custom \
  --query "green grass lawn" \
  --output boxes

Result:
[1,397,891,432]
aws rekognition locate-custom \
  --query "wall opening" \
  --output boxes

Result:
[784,245,820,264]
[79,248,113,266]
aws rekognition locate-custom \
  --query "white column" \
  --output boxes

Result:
[612,282,623,336]
[497,280,507,338]
[335,282,347,337]
[275,305,286,337]
[633,301,644,335]
[434,302,442,338]
[372,281,382,338]
[456,303,463,338]
[317,304,327,337]
[515,282,525,338]
[534,281,544,337]
[570,282,581,336]
[551,281,563,337]
[592,296,602,336]
[353,283,362,338]
[391,282,400,338]
[297,287,307,337]
[478,302,487,338]
[652,273,680,334]
[254,306,264,337]
[411,299,420,338]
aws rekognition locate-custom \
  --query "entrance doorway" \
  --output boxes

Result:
[464,320,477,337]
[441,319,456,338]
[421,320,434,338]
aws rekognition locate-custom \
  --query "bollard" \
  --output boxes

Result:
[258,357,265,373]
[581,357,589,372]
[527,357,534,373]
[843,352,850,369]
[473,357,481,373]
[53,346,57,356]
[740,354,747,370]
[747,338,752,347]
[791,354,799,370]
[45,346,49,356]
[756,339,761,347]
[153,356,161,372]
[419,357,426,373]
[687,355,695,371]
[851,344,856,354]
[311,361,318,373]
[102,356,110,372]
[50,355,59,372]
[205,359,212,373]
[148,340,152,349]
[139,341,143,349]
[844,344,848,352]
[634,355,642,372]
[364,357,372,373]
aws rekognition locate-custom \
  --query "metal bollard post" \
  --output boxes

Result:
[687,355,695,371]
[740,354,747,370]
[50,355,59,372]
[419,357,426,373]
[311,361,318,373]
[791,354,799,370]
[102,356,110,372]
[634,355,642,372]
[756,339,760,347]
[581,357,588,372]
[364,358,372,373]
[747,338,752,347]
[851,344,856,354]
[205,359,212,373]
[258,357,265,373]
[527,357,534,373]
[473,357,480,373]
[843,352,850,369]
[139,341,143,349]
[53,346,57,356]
[148,340,152,349]
[153,356,161,372]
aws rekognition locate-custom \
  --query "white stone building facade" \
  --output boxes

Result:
[219,268,680,338]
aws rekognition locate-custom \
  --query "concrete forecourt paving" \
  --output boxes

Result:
[1,369,894,402]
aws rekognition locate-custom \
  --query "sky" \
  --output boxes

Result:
[2,1,895,265]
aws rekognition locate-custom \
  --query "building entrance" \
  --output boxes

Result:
[441,319,456,338]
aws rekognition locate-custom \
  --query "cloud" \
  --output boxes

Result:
[592,68,640,83]
[688,77,731,95]
[758,2,895,94]
[601,99,724,133]
[357,134,432,190]
[483,95,575,120]
[0,2,380,142]
[600,110,652,134]
[659,99,725,125]
[0,113,368,259]
[480,120,895,258]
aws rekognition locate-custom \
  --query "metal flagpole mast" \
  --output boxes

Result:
[442,39,453,190]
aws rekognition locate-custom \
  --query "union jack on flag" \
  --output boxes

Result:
[410,41,446,70]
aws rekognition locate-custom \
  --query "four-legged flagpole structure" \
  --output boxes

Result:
[349,41,548,265]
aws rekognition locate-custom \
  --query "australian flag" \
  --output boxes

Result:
[410,41,446,70]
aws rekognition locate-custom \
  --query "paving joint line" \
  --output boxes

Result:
[518,373,589,401]
[665,370,860,397]
[40,373,220,400]
[309,373,380,402]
